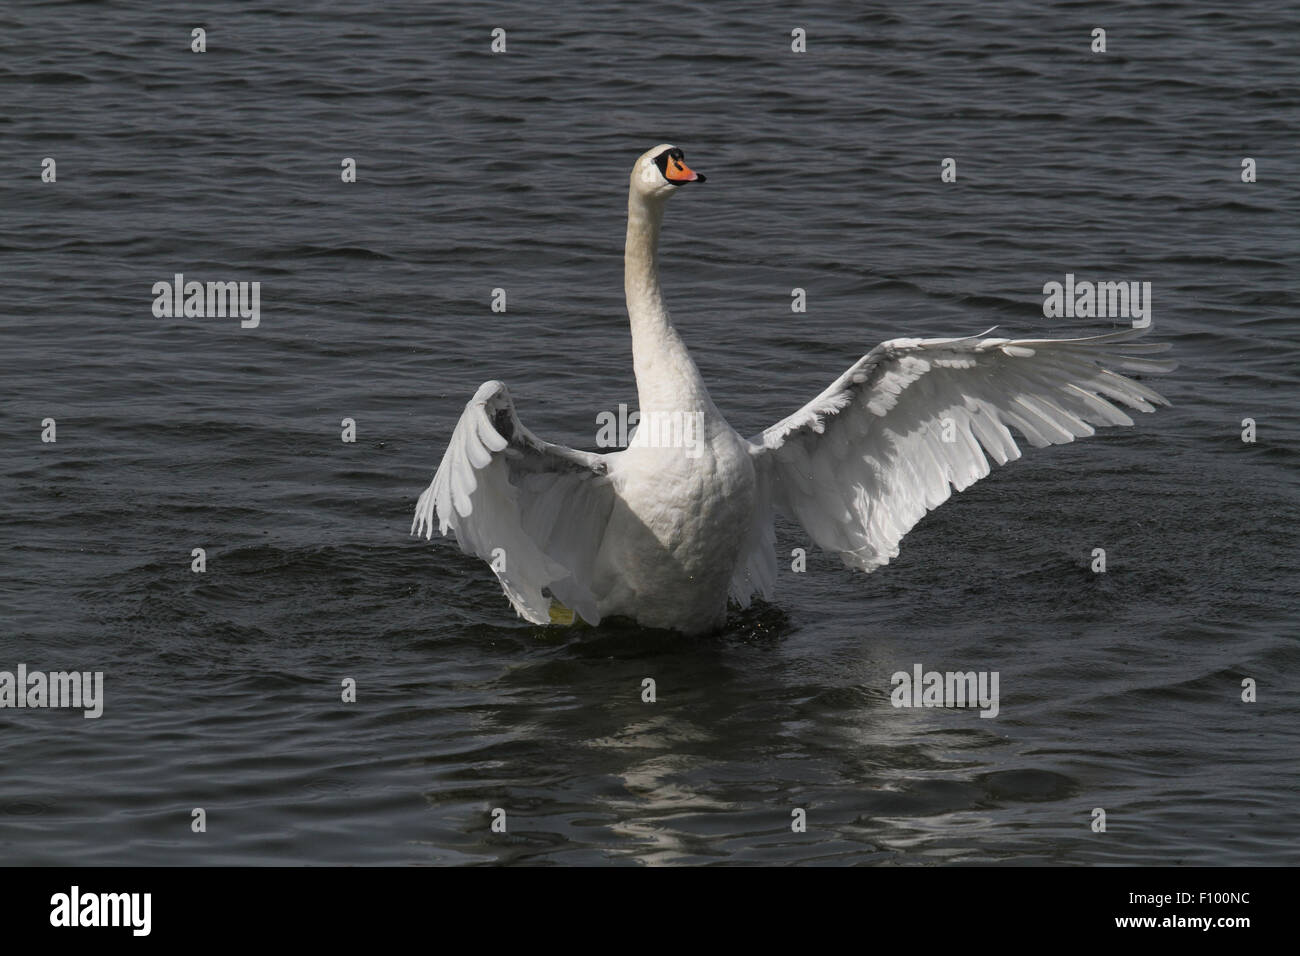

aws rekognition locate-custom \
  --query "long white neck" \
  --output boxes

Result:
[624,188,711,413]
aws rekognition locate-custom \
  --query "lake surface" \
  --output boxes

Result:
[2,0,1297,865]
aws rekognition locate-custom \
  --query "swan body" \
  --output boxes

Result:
[412,145,1174,635]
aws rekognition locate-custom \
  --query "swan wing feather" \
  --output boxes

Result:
[749,328,1174,572]
[412,380,615,625]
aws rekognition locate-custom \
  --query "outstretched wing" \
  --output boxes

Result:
[750,328,1175,573]
[412,380,616,625]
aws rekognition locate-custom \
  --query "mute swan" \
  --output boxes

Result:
[412,144,1174,635]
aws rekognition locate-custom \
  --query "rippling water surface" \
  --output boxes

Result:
[2,1,1298,864]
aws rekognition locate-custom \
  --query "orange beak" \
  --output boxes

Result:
[665,157,704,183]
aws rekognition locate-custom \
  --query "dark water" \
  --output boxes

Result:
[2,1,1297,865]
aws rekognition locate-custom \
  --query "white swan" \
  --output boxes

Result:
[412,144,1175,635]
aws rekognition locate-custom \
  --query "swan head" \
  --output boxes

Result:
[632,144,705,200]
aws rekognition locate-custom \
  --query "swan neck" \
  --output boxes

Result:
[624,193,666,321]
[624,191,707,411]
